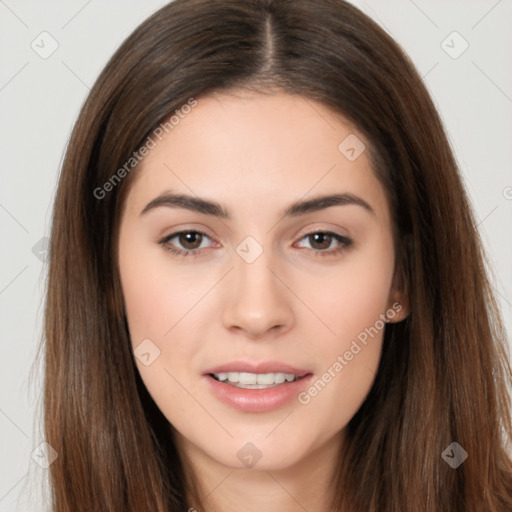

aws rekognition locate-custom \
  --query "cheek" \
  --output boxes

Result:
[117,240,208,421]
[118,233,207,343]
[118,232,215,398]
[292,237,394,416]
[298,239,395,345]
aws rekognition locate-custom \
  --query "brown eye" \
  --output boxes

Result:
[159,230,215,257]
[295,231,353,257]
[178,232,203,250]
[308,233,333,250]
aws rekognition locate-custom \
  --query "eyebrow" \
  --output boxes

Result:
[140,191,375,218]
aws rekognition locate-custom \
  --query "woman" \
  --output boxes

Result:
[42,0,512,510]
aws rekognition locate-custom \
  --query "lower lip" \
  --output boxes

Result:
[203,374,313,413]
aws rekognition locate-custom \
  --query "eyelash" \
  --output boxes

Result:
[158,230,353,258]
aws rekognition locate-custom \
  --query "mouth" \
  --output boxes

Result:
[208,371,308,389]
[202,362,314,412]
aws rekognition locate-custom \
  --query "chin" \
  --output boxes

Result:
[197,433,315,472]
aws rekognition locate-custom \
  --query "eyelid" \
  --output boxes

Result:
[292,221,351,239]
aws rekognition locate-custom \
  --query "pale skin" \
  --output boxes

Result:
[117,90,409,512]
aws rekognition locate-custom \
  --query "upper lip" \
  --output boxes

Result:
[204,361,312,378]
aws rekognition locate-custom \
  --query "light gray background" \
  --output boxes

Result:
[1,1,511,510]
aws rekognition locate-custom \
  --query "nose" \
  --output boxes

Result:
[221,251,295,339]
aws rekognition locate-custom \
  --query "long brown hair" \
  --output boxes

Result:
[40,0,512,510]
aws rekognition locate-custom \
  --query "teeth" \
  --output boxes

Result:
[274,372,286,384]
[239,372,257,385]
[257,373,275,385]
[212,372,299,386]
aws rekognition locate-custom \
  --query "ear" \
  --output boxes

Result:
[385,239,410,323]
[385,284,409,323]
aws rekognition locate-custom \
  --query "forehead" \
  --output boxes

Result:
[122,91,389,220]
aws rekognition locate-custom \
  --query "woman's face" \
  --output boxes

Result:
[117,91,407,472]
